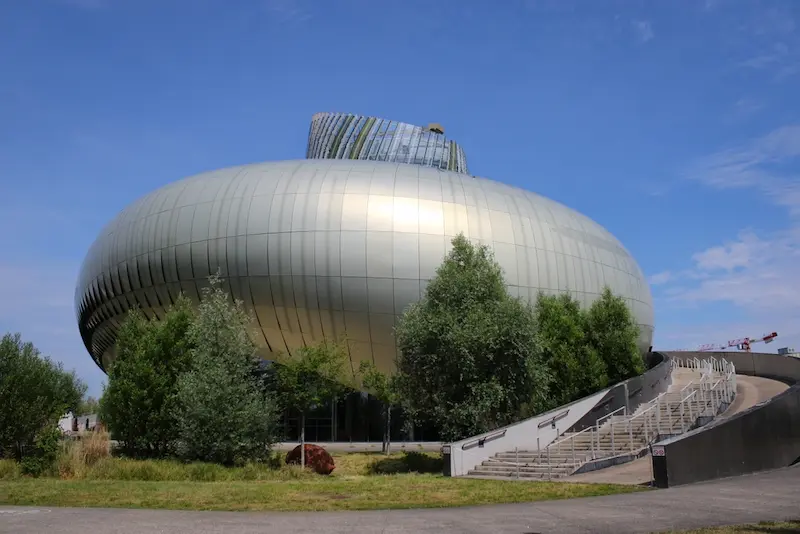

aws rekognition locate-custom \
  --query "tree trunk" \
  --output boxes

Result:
[300,412,306,469]
[385,405,392,456]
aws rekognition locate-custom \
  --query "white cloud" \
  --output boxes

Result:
[648,271,673,285]
[674,229,800,309]
[687,125,800,214]
[632,20,654,43]
[727,98,765,122]
[264,0,313,23]
[656,125,800,351]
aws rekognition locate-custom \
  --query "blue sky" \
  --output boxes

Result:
[1,0,799,397]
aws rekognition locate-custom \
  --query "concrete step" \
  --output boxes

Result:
[467,469,572,480]
[479,462,580,472]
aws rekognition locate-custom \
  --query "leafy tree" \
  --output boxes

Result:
[275,339,350,468]
[0,333,85,461]
[77,396,100,416]
[99,296,194,457]
[172,276,279,466]
[586,287,644,384]
[358,361,399,455]
[534,292,608,406]
[394,234,551,442]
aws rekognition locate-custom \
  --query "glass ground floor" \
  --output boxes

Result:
[279,391,441,443]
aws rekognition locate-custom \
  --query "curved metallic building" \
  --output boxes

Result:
[76,159,654,373]
[306,112,469,174]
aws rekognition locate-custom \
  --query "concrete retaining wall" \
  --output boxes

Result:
[653,351,800,488]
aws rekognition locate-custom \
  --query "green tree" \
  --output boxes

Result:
[275,339,350,468]
[586,287,644,384]
[172,276,279,466]
[394,234,551,442]
[0,333,85,461]
[77,396,100,416]
[534,292,608,406]
[358,361,399,455]
[99,296,194,457]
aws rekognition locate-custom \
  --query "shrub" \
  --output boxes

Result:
[99,297,194,458]
[0,459,20,480]
[369,452,443,474]
[0,333,85,460]
[19,426,62,477]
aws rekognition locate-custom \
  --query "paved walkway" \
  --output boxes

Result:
[1,466,798,534]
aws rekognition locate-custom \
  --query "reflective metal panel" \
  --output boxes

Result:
[77,160,655,372]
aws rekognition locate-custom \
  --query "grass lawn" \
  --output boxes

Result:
[0,452,642,512]
[0,475,640,512]
[672,521,800,533]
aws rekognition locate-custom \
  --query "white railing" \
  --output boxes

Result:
[533,356,737,478]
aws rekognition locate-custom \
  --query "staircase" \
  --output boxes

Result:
[467,357,736,480]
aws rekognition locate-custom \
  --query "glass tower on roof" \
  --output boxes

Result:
[306,112,469,174]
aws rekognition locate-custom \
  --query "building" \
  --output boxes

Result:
[306,112,469,174]
[76,113,654,441]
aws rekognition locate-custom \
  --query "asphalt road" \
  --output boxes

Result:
[1,465,798,534]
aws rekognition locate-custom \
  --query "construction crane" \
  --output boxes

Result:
[696,331,778,353]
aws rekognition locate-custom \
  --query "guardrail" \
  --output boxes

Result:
[654,351,798,487]
[447,352,673,477]
[535,356,737,478]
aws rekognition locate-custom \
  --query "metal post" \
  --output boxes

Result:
[537,437,541,461]
[628,420,634,452]
[680,402,686,432]
[515,447,519,480]
[611,421,615,455]
[571,436,575,465]
[547,447,551,481]
[656,397,661,433]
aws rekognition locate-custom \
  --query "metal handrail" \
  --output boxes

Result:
[537,409,569,429]
[595,406,627,427]
[535,355,737,477]
[461,428,507,450]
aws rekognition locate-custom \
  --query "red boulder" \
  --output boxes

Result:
[285,444,336,475]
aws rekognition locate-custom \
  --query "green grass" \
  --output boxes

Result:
[0,475,639,512]
[671,521,800,533]
[0,453,642,511]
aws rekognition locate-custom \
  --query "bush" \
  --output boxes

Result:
[19,426,62,477]
[0,333,85,461]
[99,297,194,458]
[0,459,20,480]
[369,452,443,474]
